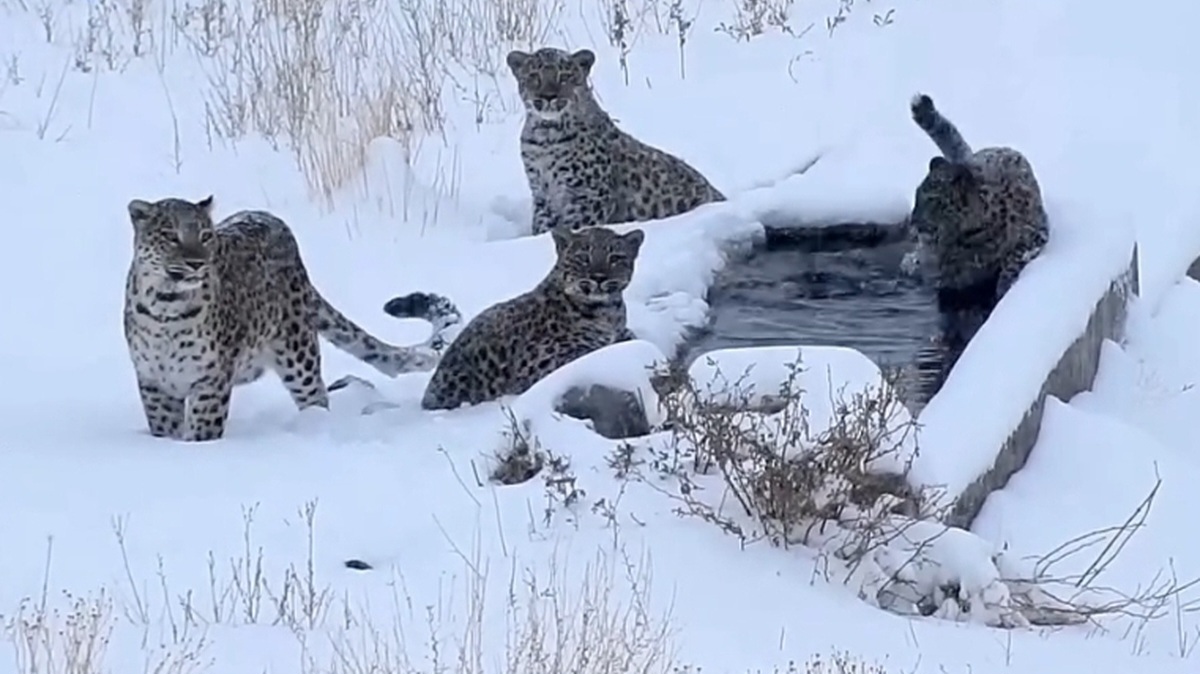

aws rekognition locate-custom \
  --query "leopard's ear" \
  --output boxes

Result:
[570,49,596,73]
[550,226,573,254]
[128,199,155,229]
[506,50,531,73]
[621,228,645,255]
[928,156,950,173]
[196,195,215,213]
[950,163,979,190]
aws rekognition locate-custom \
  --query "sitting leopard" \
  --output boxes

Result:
[904,93,1050,310]
[123,196,462,442]
[507,47,725,236]
[383,226,644,410]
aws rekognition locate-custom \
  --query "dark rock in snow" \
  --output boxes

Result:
[557,385,653,439]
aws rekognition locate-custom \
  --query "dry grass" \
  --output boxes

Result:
[1,505,684,674]
[770,652,890,674]
[0,483,908,674]
[1,0,895,210]
[7,485,1199,670]
[306,544,678,674]
[2,538,212,674]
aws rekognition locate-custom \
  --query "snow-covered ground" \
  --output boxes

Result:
[3,0,1200,671]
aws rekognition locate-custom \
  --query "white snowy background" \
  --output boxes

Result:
[2,0,1200,671]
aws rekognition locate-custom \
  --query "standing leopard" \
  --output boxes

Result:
[904,93,1050,310]
[123,196,462,442]
[382,226,644,410]
[508,47,724,236]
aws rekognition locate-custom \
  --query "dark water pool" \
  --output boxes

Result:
[681,225,951,411]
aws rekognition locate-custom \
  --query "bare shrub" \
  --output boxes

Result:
[999,476,1200,629]
[626,355,1200,629]
[644,355,933,565]
[628,356,986,618]
[490,406,547,485]
[715,0,798,42]
[489,408,589,529]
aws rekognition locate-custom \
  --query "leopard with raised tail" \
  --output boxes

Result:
[905,93,1050,309]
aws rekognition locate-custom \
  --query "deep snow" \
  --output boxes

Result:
[4,0,1200,671]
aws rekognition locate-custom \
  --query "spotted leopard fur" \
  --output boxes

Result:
[123,196,461,441]
[904,93,1050,310]
[383,226,644,410]
[508,47,724,235]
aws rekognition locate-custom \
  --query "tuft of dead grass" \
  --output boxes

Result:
[2,538,213,674]
[307,544,678,674]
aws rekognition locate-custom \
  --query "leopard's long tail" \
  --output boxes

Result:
[382,292,465,350]
[309,290,462,377]
[910,93,973,164]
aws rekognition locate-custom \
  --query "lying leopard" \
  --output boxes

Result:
[508,47,724,235]
[123,196,462,441]
[383,226,644,410]
[905,93,1050,310]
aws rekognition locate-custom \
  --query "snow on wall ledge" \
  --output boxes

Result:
[909,201,1140,530]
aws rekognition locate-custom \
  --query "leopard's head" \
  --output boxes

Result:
[505,47,596,122]
[548,226,645,307]
[127,195,218,290]
[911,156,984,240]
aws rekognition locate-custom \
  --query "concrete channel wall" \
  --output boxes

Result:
[909,244,1141,530]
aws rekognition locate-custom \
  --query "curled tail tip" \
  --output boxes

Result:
[383,292,436,318]
[910,93,935,117]
[383,291,462,323]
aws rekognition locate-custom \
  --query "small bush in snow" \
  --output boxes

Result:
[625,355,1058,625]
[490,407,591,527]
[490,406,546,485]
[648,355,934,559]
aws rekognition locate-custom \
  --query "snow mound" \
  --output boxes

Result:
[685,344,916,470]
